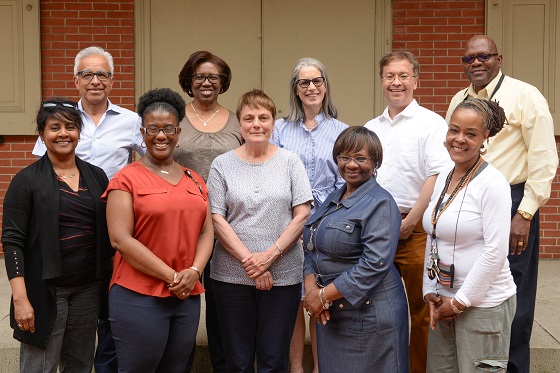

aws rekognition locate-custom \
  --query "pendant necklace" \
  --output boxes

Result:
[144,157,175,175]
[191,102,220,127]
[54,168,76,179]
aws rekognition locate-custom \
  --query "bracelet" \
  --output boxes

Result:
[168,271,178,287]
[319,288,332,310]
[188,266,203,279]
[450,298,463,315]
[274,242,283,257]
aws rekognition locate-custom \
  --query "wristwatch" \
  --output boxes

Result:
[517,210,533,221]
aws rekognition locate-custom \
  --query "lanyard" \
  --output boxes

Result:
[463,74,505,101]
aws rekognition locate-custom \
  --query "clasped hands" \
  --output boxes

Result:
[424,293,458,330]
[168,268,199,299]
[242,251,275,290]
[303,286,330,325]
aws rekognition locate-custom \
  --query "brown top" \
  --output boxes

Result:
[173,111,242,181]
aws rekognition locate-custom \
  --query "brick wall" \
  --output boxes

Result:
[1,0,559,257]
[392,0,560,258]
[0,0,136,252]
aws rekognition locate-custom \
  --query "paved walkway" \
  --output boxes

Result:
[1,259,559,372]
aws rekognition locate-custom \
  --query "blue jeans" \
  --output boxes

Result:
[20,282,100,373]
[109,284,200,373]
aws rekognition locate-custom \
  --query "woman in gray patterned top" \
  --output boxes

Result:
[207,89,312,372]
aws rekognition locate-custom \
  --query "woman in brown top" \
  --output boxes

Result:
[174,50,242,372]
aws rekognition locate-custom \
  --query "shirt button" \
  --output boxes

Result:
[345,225,351,230]
[338,303,344,308]
[365,300,371,305]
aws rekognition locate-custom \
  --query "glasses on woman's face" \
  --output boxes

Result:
[41,100,78,109]
[336,155,372,165]
[297,77,325,89]
[192,74,221,84]
[143,125,178,136]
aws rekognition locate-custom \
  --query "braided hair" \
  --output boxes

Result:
[453,99,508,139]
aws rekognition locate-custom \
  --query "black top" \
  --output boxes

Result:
[56,175,97,287]
[2,155,112,348]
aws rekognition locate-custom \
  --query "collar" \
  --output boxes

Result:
[297,112,327,130]
[463,71,504,100]
[77,99,121,115]
[381,99,419,122]
[330,175,379,208]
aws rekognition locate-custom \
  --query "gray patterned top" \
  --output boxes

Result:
[207,148,313,286]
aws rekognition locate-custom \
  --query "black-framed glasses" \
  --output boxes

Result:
[41,100,78,109]
[381,74,416,82]
[297,77,325,88]
[461,53,498,64]
[143,125,179,136]
[336,155,372,165]
[76,70,112,81]
[192,74,222,84]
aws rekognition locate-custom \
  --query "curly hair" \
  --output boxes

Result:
[453,98,507,138]
[136,88,186,124]
[178,51,232,97]
[36,99,83,134]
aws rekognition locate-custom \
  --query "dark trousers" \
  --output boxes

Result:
[94,319,118,373]
[507,183,540,373]
[109,284,201,373]
[184,262,225,373]
[213,280,301,373]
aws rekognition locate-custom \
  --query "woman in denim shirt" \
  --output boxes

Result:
[303,126,409,372]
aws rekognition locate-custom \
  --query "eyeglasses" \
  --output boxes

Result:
[297,77,325,88]
[143,125,179,136]
[336,155,372,165]
[461,53,499,64]
[76,70,112,82]
[192,74,222,84]
[41,100,78,109]
[381,74,416,82]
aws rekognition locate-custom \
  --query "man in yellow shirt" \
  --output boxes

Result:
[446,35,558,373]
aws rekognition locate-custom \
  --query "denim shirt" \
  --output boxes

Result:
[303,176,401,307]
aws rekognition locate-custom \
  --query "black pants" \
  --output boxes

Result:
[507,183,540,373]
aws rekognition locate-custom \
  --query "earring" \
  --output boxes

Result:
[443,141,447,147]
[175,142,180,148]
[141,141,146,148]
[480,143,487,155]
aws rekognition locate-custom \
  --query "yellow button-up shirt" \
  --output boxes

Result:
[446,72,558,215]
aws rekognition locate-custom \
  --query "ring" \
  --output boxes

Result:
[517,241,524,246]
[17,323,23,328]
[182,292,186,297]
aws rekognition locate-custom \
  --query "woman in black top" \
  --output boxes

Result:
[2,100,112,373]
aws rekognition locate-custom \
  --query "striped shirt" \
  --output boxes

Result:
[272,113,348,211]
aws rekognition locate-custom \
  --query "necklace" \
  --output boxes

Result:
[431,156,482,228]
[54,169,76,179]
[143,157,175,175]
[191,102,220,127]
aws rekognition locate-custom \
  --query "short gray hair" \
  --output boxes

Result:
[74,46,114,75]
